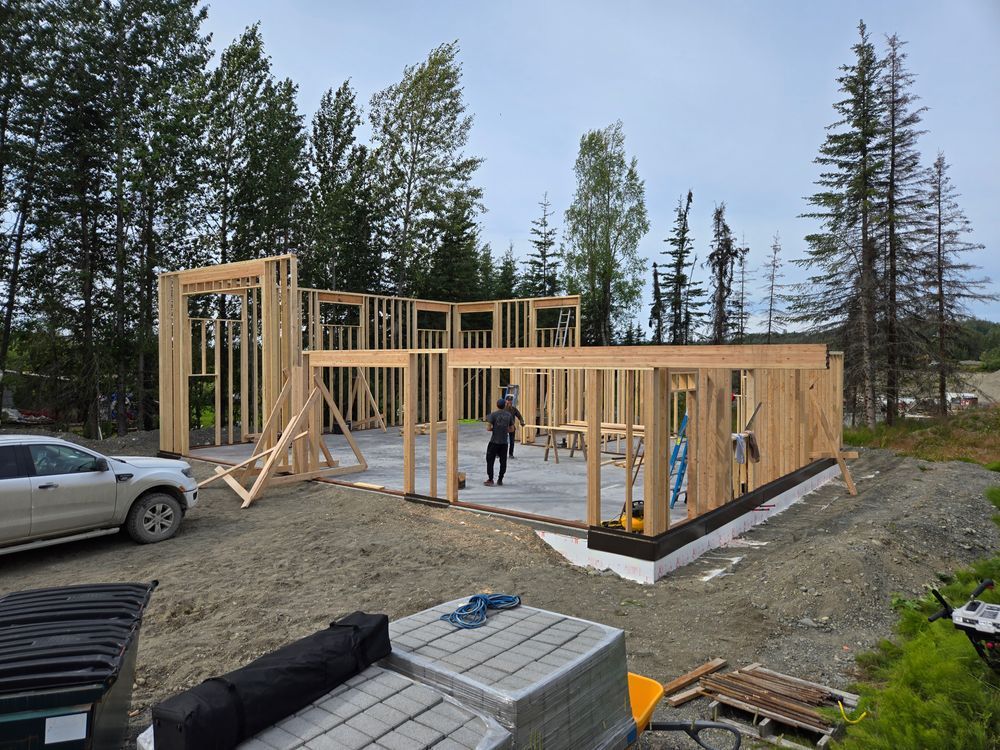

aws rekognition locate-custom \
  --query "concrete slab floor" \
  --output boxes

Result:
[188,423,690,526]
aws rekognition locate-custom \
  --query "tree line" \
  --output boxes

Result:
[0,2,510,437]
[791,22,991,424]
[0,4,990,436]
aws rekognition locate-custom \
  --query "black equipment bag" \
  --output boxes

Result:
[152,612,390,750]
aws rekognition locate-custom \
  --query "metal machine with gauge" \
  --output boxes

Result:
[929,579,1000,673]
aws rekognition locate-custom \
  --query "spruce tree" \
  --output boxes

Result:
[707,203,738,344]
[682,254,708,343]
[880,33,928,424]
[494,243,518,299]
[107,0,210,434]
[30,0,114,437]
[793,20,887,427]
[761,232,785,343]
[131,0,209,430]
[477,243,497,300]
[728,238,750,344]
[236,76,308,258]
[922,153,991,415]
[0,0,62,399]
[423,191,481,302]
[304,81,380,293]
[520,193,560,297]
[203,25,271,267]
[648,261,664,344]
[661,190,694,344]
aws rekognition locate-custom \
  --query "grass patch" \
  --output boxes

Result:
[986,487,1000,511]
[838,487,1000,749]
[843,406,1000,466]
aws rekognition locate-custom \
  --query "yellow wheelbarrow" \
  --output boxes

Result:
[628,673,741,749]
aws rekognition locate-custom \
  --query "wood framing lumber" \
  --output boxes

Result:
[429,354,439,498]
[403,354,417,495]
[242,387,322,507]
[447,345,829,371]
[353,482,386,490]
[265,465,367,485]
[409,420,448,435]
[809,450,859,460]
[314,374,368,471]
[414,300,451,314]
[709,712,819,750]
[313,291,364,306]
[531,295,582,309]
[809,385,857,496]
[316,433,338,468]
[666,686,706,707]
[452,301,495,313]
[661,658,727,697]
[741,665,859,707]
[643,368,670,535]
[171,256,269,287]
[197,449,277,488]
[543,431,560,464]
[307,350,410,368]
[218,469,253,505]
[586,370,602,527]
[705,690,829,735]
[446,365,461,503]
[254,372,292,451]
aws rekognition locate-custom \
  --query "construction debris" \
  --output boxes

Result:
[661,658,727,699]
[699,664,860,749]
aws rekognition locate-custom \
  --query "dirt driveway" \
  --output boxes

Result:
[0,437,996,749]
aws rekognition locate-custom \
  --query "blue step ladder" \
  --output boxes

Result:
[669,414,689,508]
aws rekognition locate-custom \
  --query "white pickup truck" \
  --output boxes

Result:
[0,435,198,555]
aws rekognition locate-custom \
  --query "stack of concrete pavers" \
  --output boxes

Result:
[383,600,635,750]
[234,665,511,750]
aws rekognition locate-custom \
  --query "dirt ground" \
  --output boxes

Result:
[1,427,997,749]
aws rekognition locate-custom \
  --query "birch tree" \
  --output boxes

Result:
[369,42,483,297]
[563,121,649,345]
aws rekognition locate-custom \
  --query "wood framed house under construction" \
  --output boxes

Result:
[159,255,852,583]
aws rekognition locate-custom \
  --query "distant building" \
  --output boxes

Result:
[946,392,979,410]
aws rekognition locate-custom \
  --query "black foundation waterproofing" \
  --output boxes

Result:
[588,459,837,561]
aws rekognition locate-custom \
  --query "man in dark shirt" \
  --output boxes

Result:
[504,394,526,458]
[485,398,514,486]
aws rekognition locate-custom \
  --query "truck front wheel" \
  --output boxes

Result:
[126,493,182,544]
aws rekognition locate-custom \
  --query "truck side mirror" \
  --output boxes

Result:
[96,458,110,472]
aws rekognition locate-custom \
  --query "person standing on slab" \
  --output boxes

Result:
[504,394,525,458]
[485,398,515,486]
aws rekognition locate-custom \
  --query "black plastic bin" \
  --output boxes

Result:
[0,582,156,749]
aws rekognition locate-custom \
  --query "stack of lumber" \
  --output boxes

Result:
[660,658,726,706]
[699,664,860,746]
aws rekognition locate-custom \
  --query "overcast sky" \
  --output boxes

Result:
[202,0,1000,324]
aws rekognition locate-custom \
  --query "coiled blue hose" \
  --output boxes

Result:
[439,594,521,629]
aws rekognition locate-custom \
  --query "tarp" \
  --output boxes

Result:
[151,612,390,750]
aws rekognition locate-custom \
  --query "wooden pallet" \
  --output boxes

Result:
[710,704,834,750]
[700,664,860,750]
